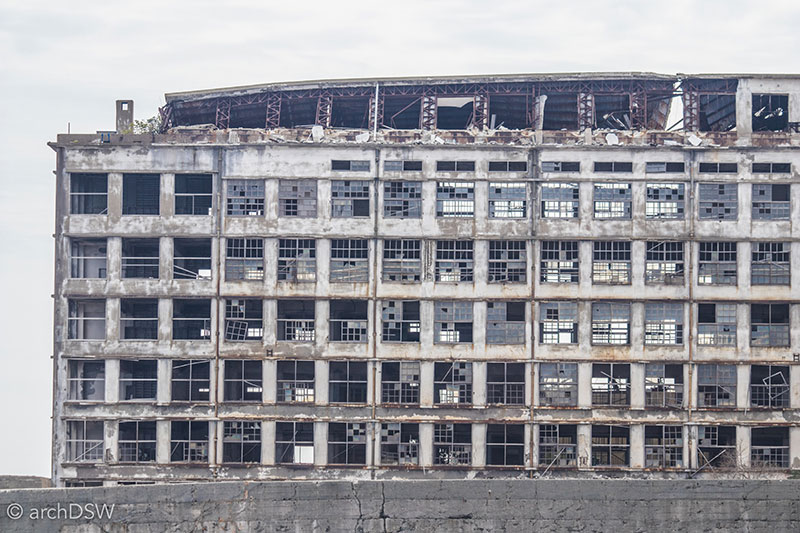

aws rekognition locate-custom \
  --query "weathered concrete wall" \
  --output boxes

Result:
[0,477,51,490]
[1,480,799,532]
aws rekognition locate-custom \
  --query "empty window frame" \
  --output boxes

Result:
[328,423,366,465]
[275,422,314,465]
[70,173,107,214]
[594,162,633,173]
[488,161,528,172]
[488,241,526,283]
[119,360,157,401]
[592,241,631,284]
[645,241,684,285]
[750,365,790,409]
[591,302,630,345]
[644,426,683,468]
[436,160,475,172]
[222,421,261,463]
[329,300,368,342]
[486,301,526,344]
[645,363,684,408]
[699,163,738,174]
[67,299,105,340]
[381,423,419,466]
[277,300,315,342]
[226,180,264,216]
[539,424,577,467]
[172,299,211,340]
[66,420,104,463]
[752,184,790,220]
[70,238,107,278]
[224,299,263,341]
[486,424,525,466]
[173,238,211,280]
[381,361,420,405]
[122,173,160,215]
[225,238,264,281]
[593,183,631,219]
[174,174,212,215]
[331,181,370,217]
[591,363,630,406]
[331,160,370,172]
[68,360,105,401]
[751,427,789,468]
[697,364,736,408]
[434,301,473,343]
[697,303,737,346]
[752,94,789,132]
[120,298,158,340]
[329,361,368,403]
[223,360,263,402]
[751,303,790,346]
[753,162,791,174]
[697,426,736,468]
[382,239,421,282]
[118,421,156,462]
[540,183,579,218]
[646,183,685,219]
[539,363,578,407]
[645,162,686,173]
[541,161,580,172]
[591,426,629,467]
[435,240,473,282]
[384,160,423,172]
[644,302,684,345]
[278,179,317,217]
[277,239,316,282]
[751,242,790,285]
[170,421,209,463]
[383,181,422,218]
[381,301,420,343]
[121,238,159,279]
[434,423,472,466]
[436,181,474,217]
[539,302,578,344]
[540,241,579,283]
[330,239,369,282]
[698,242,737,285]
[698,183,738,220]
[488,182,527,218]
[171,360,210,402]
[487,362,525,405]
[434,362,473,405]
[276,360,315,403]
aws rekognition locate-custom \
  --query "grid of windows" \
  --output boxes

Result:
[434,423,472,466]
[591,426,629,467]
[226,180,264,216]
[698,183,737,220]
[751,303,790,346]
[118,421,157,463]
[486,302,525,344]
[645,241,684,284]
[434,301,473,343]
[279,179,317,217]
[329,361,368,403]
[750,365,790,409]
[70,173,107,214]
[381,362,420,405]
[436,182,474,217]
[381,301,420,343]
[593,241,631,284]
[751,242,790,285]
[329,300,368,342]
[698,242,737,285]
[223,360,263,402]
[175,174,212,215]
[222,421,261,463]
[540,183,579,218]
[752,184,790,220]
[486,363,525,405]
[697,303,737,346]
[224,299,263,341]
[697,364,736,408]
[541,241,579,283]
[645,183,684,219]
[486,424,524,466]
[277,300,315,342]
[380,423,419,465]
[644,426,683,468]
[278,239,316,282]
[383,181,422,218]
[434,362,473,405]
[644,303,683,345]
[539,302,578,344]
[330,239,369,282]
[488,241,526,283]
[539,363,578,407]
[593,183,631,218]
[328,423,366,465]
[331,181,370,217]
[170,421,209,463]
[382,240,421,282]
[592,302,630,345]
[645,364,683,408]
[226,238,264,281]
[171,360,210,402]
[539,424,577,467]
[435,240,473,282]
[488,182,527,218]
[592,363,630,406]
[276,422,314,464]
[276,360,315,403]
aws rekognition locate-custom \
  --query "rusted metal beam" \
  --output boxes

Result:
[215,98,231,130]
[315,92,332,127]
[421,89,437,130]
[265,93,281,129]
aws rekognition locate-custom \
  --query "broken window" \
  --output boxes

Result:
[434,423,472,466]
[697,426,736,468]
[383,181,422,218]
[750,365,790,409]
[698,93,736,131]
[488,240,526,283]
[331,181,370,217]
[752,184,790,220]
[279,179,317,217]
[592,363,630,406]
[381,423,419,465]
[541,161,580,172]
[592,302,630,344]
[434,362,473,405]
[646,162,685,173]
[70,173,107,214]
[488,95,529,129]
[486,301,526,344]
[489,161,528,172]
[593,241,631,284]
[119,360,157,401]
[331,96,371,128]
[645,426,683,468]
[276,360,315,403]
[381,361,420,405]
[225,299,263,341]
[329,300,368,342]
[120,298,158,340]
[70,238,107,278]
[381,301,420,343]
[436,97,474,129]
[173,238,211,280]
[434,301,473,343]
[172,299,211,340]
[175,174,212,215]
[384,160,423,172]
[66,420,104,462]
[225,238,264,281]
[645,241,684,285]
[435,240,473,282]
[539,424,577,467]
[122,238,159,279]
[540,240,579,283]
[278,238,316,282]
[645,363,683,408]
[331,160,370,172]
[539,302,578,344]
[226,179,264,216]
[645,302,684,345]
[382,239,421,282]
[539,363,578,407]
[223,360,263,402]
[752,162,791,174]
[222,421,261,463]
[698,183,738,220]
[594,94,631,129]
[329,361,368,403]
[487,362,525,405]
[646,183,685,219]
[436,181,474,217]
[698,242,737,285]
[118,421,156,462]
[275,422,314,464]
[752,242,790,285]
[64,481,103,488]
[697,364,736,408]
[591,425,629,467]
[68,360,105,401]
[542,93,578,130]
[540,183,579,218]
[699,162,738,174]
[382,96,421,129]
[488,182,527,218]
[171,360,210,402]
[751,427,789,468]
[67,299,105,340]
[330,239,369,282]
[594,162,632,173]
[751,303,790,346]
[593,183,631,219]
[277,300,315,342]
[697,303,737,346]
[170,421,208,463]
[122,173,160,215]
[752,94,789,132]
[328,423,366,465]
[486,424,525,466]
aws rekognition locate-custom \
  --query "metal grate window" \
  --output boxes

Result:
[329,300,368,343]
[381,361,420,405]
[487,362,525,405]
[434,362,473,405]
[275,422,314,464]
[645,241,684,285]
[540,241,579,283]
[644,426,683,468]
[381,300,420,343]
[698,183,738,220]
[330,239,369,282]
[70,173,108,214]
[436,240,473,282]
[751,242,790,285]
[539,424,577,468]
[118,421,157,463]
[226,180,264,216]
[170,421,209,463]
[645,363,683,408]
[539,363,578,407]
[225,238,264,281]
[751,427,789,469]
[223,360,263,402]
[697,303,737,346]
[120,298,158,340]
[540,183,579,218]
[277,300,315,342]
[279,179,317,217]
[751,303,790,347]
[486,424,525,466]
[327,423,367,465]
[592,363,630,406]
[591,425,629,467]
[488,241,526,283]
[66,420,104,462]
[331,181,370,217]
[697,364,736,408]
[593,183,631,218]
[222,421,261,463]
[486,301,526,344]
[698,242,737,285]
[646,183,685,219]
[593,241,631,284]
[434,301,473,343]
[436,181,474,217]
[278,239,316,282]
[122,173,160,215]
[224,299,263,341]
[329,361,368,403]
[644,302,684,345]
[752,184,790,220]
[276,360,315,403]
[488,182,527,218]
[171,360,210,402]
[539,302,578,344]
[381,423,420,465]
[382,239,421,282]
[383,181,422,218]
[591,302,630,345]
[750,365,790,409]
[434,423,472,466]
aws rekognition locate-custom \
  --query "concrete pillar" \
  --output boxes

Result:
[472,361,486,407]
[156,420,170,464]
[315,301,329,352]
[316,360,328,405]
[261,360,270,404]
[208,420,218,467]
[531,424,540,468]
[263,300,277,346]
[790,426,800,471]
[157,359,170,404]
[630,302,644,352]
[525,362,533,408]
[738,426,751,469]
[105,420,119,463]
[629,424,644,469]
[472,302,486,352]
[158,299,171,342]
[419,361,434,407]
[524,422,532,468]
[107,237,122,281]
[578,240,592,292]
[160,236,173,280]
[577,363,592,408]
[160,173,172,217]
[419,423,434,467]
[314,422,328,466]
[736,365,750,409]
[107,173,122,221]
[419,300,434,350]
[262,421,275,465]
[472,423,486,468]
[630,240,645,288]
[214,421,224,465]
[577,423,591,470]
[105,359,119,403]
[107,297,119,341]
[687,425,698,470]
[791,366,800,409]
[264,359,276,404]
[629,363,645,409]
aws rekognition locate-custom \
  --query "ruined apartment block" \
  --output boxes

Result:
[51,73,800,486]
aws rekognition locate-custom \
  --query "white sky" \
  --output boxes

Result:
[2,0,800,477]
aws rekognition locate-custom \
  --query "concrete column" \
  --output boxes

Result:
[736,304,750,361]
[578,240,592,292]
[315,301,329,352]
[262,421,275,465]
[419,423,433,467]
[264,359,276,404]
[105,420,119,463]
[209,359,219,404]
[316,360,329,405]
[687,425,698,470]
[524,422,532,468]
[160,173,173,217]
[473,239,488,295]
[366,423,375,467]
[472,301,486,351]
[208,420,218,467]
[531,424,539,468]
[260,360,269,404]
[158,299,171,342]
[156,420,170,464]
[316,235,331,294]
[264,179,279,221]
[263,300,277,346]
[105,359,119,403]
[157,359,170,404]
[630,240,645,288]
[160,236,173,280]
[314,422,328,466]
[107,173,122,221]
[578,301,592,356]
[790,427,800,471]
[629,363,645,409]
[630,302,644,352]
[217,361,226,403]
[472,423,486,468]
[736,365,750,409]
[577,423,591,470]
[215,421,224,465]
[525,362,532,408]
[739,242,751,292]
[629,424,644,469]
[738,426,751,469]
[419,361,434,407]
[107,237,122,281]
[472,361,486,407]
[107,297,120,341]
[263,239,278,291]
[791,366,800,409]
[419,300,434,350]
[577,362,592,408]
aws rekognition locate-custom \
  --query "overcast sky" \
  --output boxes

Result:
[2,0,800,477]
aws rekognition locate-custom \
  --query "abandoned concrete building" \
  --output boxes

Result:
[50,73,800,486]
